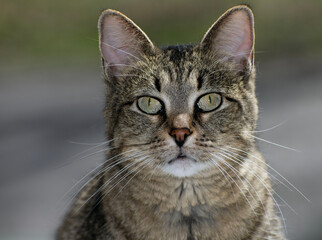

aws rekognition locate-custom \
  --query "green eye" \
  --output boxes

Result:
[196,93,222,112]
[137,96,163,115]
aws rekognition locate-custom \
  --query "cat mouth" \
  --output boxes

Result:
[168,153,197,164]
[162,152,208,177]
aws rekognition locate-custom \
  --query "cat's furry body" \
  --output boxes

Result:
[57,6,285,240]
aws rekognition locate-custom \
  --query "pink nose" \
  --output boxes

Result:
[170,128,192,147]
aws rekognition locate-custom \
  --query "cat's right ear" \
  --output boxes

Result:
[98,10,155,75]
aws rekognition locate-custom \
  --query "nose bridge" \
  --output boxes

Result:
[172,113,191,129]
[169,113,193,147]
[167,80,191,113]
[166,81,194,146]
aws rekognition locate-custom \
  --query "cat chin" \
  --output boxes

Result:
[161,157,210,178]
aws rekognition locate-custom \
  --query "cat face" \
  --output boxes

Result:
[99,6,258,178]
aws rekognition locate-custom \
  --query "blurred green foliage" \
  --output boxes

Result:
[1,0,321,65]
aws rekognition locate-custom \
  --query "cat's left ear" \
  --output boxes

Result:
[98,10,155,75]
[200,6,255,72]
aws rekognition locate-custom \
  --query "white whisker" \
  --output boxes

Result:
[209,154,257,215]
[67,139,113,146]
[72,147,112,162]
[92,156,150,208]
[225,146,310,202]
[250,121,287,133]
[214,153,259,215]
[101,42,154,73]
[106,64,151,75]
[63,149,139,208]
[68,139,115,159]
[221,148,294,193]
[114,74,152,82]
[101,42,143,63]
[114,157,152,198]
[73,153,147,214]
[144,152,164,182]
[247,133,300,152]
[217,151,266,214]
[221,149,296,216]
[211,159,237,203]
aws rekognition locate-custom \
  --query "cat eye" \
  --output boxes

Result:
[196,93,222,112]
[137,96,163,115]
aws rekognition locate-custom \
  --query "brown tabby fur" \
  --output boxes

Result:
[57,5,285,240]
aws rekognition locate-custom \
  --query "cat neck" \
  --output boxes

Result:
[100,148,270,239]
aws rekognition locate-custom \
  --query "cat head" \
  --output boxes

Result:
[98,6,258,178]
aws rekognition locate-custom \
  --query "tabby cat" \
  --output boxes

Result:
[57,5,286,240]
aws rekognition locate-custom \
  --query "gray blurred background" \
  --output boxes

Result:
[0,0,321,239]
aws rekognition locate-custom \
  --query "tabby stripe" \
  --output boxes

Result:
[154,77,161,92]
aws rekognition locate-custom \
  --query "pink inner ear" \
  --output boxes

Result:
[213,10,254,65]
[101,17,135,67]
[99,12,154,75]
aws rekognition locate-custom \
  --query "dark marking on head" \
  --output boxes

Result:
[162,44,194,64]
[154,77,161,92]
[197,75,203,90]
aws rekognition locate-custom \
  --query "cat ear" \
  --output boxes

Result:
[98,10,155,75]
[200,6,255,71]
